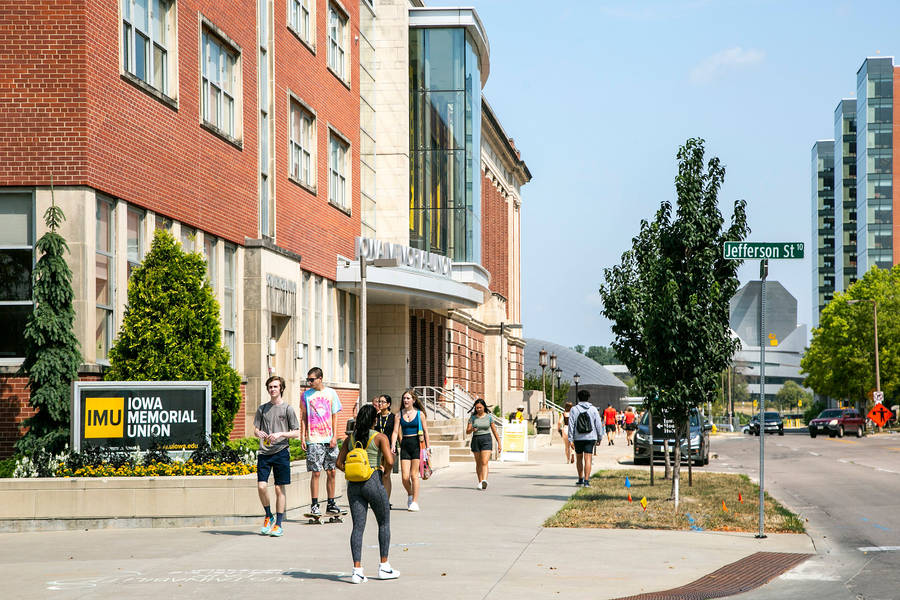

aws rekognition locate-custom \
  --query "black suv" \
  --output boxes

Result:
[747,411,784,436]
[633,408,712,466]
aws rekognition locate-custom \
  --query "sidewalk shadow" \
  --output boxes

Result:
[507,474,576,480]
[202,530,258,536]
[504,494,571,502]
[283,570,349,583]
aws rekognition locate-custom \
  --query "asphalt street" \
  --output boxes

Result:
[711,430,900,600]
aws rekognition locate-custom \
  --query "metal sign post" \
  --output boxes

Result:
[723,241,803,539]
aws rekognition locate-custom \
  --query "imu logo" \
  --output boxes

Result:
[84,397,125,438]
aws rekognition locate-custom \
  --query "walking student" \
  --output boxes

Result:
[336,404,399,584]
[373,394,396,504]
[466,399,501,489]
[603,403,618,445]
[254,375,301,537]
[624,406,637,446]
[568,390,604,487]
[390,389,431,511]
[301,367,342,517]
[557,402,574,463]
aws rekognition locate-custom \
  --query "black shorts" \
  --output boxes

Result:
[471,434,492,453]
[573,439,595,454]
[257,447,291,485]
[605,424,617,434]
[625,423,637,431]
[400,436,421,461]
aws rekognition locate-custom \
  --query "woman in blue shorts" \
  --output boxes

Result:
[390,389,430,511]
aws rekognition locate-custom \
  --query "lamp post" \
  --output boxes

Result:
[573,372,580,401]
[848,298,881,407]
[549,353,558,407]
[358,256,401,411]
[555,368,562,403]
[538,348,548,409]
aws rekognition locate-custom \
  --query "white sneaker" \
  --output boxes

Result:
[408,501,420,512]
[378,566,400,580]
[351,571,368,584]
[481,480,488,490]
[476,481,483,490]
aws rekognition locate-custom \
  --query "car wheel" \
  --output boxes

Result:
[838,425,844,438]
[828,431,836,438]
[778,427,784,436]
[856,425,864,438]
[810,430,817,438]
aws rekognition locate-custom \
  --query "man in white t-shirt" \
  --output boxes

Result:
[301,366,342,516]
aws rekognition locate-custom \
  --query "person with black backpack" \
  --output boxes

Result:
[567,390,604,487]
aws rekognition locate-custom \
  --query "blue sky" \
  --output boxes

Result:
[430,0,896,348]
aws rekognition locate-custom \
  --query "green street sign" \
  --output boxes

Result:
[723,242,804,260]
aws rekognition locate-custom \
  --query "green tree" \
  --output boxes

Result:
[775,380,812,413]
[105,230,241,446]
[585,345,618,365]
[801,265,900,409]
[599,138,749,506]
[16,197,82,455]
[573,344,585,354]
[524,371,571,406]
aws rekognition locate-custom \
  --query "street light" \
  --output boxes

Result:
[555,368,563,403]
[538,348,548,409]
[549,353,557,406]
[499,322,523,417]
[358,256,401,410]
[573,372,580,401]
[847,298,881,406]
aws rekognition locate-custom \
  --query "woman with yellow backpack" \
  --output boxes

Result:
[336,403,399,584]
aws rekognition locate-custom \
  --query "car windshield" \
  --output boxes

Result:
[817,409,843,419]
[764,412,780,419]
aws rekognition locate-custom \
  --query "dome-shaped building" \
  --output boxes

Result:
[524,339,628,410]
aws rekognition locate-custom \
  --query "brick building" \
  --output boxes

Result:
[0,0,529,456]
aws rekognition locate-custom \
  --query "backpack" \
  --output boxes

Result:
[345,432,376,482]
[575,409,593,434]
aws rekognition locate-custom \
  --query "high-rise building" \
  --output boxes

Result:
[834,99,857,293]
[811,140,835,329]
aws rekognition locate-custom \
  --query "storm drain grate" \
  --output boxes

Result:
[612,552,813,600]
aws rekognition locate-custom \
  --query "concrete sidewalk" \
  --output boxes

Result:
[0,439,815,599]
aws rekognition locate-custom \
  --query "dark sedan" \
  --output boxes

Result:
[747,411,784,436]
[633,408,712,466]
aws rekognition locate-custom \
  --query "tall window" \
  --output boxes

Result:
[338,290,346,378]
[289,0,311,44]
[329,132,349,210]
[327,4,348,81]
[326,281,335,374]
[0,194,33,359]
[181,225,195,252]
[348,294,357,382]
[223,244,236,367]
[203,234,217,288]
[359,0,376,236]
[258,0,274,237]
[126,207,144,279]
[122,0,173,95]
[314,276,322,368]
[290,100,315,188]
[201,28,238,138]
[96,198,116,362]
[301,272,311,373]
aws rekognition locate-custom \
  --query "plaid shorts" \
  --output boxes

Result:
[306,442,338,472]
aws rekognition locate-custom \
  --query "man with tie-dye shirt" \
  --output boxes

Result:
[301,367,343,517]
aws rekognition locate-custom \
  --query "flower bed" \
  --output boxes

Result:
[57,461,255,478]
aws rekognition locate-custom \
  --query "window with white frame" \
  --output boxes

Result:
[0,193,34,360]
[96,198,116,362]
[348,293,357,382]
[327,4,348,81]
[326,281,335,374]
[289,0,312,45]
[329,132,349,210]
[290,99,315,188]
[201,27,239,139]
[203,234,216,289]
[338,290,346,378]
[314,276,322,368]
[301,271,311,373]
[181,225,195,252]
[126,207,144,279]
[122,0,174,96]
[223,244,236,367]
[258,0,274,237]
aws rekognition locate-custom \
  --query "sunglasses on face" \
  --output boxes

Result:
[306,377,319,383]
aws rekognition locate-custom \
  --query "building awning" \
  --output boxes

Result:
[336,261,485,310]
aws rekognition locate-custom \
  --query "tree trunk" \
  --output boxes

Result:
[687,421,693,487]
[663,437,671,479]
[671,421,682,509]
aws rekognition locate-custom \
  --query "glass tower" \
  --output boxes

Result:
[409,27,482,263]
[811,140,835,329]
[856,57,894,276]
[833,99,857,293]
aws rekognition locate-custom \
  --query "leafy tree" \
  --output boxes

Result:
[16,197,82,455]
[573,344,585,354]
[585,345,619,365]
[802,265,900,410]
[803,399,826,424]
[524,371,571,407]
[775,380,812,413]
[599,138,748,506]
[105,230,241,446]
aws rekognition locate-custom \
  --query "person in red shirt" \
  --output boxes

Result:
[603,404,618,446]
[623,406,637,446]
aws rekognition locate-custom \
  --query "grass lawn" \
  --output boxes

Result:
[544,469,805,533]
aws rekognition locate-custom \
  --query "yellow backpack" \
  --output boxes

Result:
[345,431,376,482]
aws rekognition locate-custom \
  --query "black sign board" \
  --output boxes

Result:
[71,381,211,451]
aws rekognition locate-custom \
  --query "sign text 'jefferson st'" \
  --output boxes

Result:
[723,242,805,260]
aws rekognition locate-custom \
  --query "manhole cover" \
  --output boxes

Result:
[612,552,812,600]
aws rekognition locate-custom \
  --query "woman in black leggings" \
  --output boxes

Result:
[336,404,399,584]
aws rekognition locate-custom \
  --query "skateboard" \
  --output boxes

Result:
[303,509,348,524]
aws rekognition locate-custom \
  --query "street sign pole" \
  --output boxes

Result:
[757,259,767,539]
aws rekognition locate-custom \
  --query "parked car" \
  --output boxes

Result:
[633,408,712,466]
[747,411,784,436]
[808,408,865,438]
